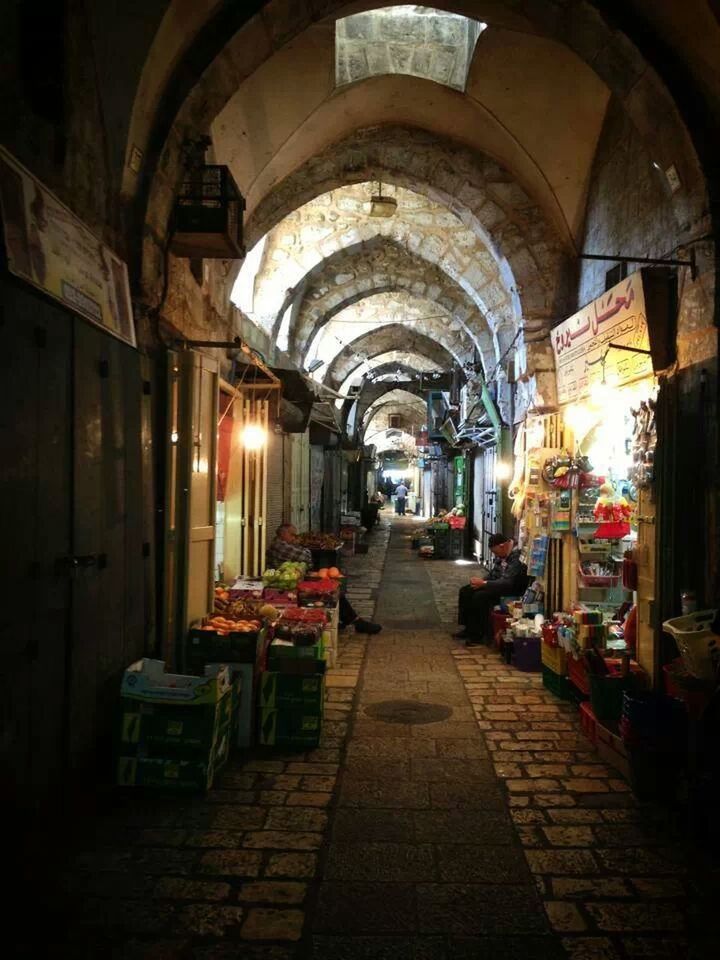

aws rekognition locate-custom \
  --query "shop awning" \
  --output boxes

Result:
[456,381,501,448]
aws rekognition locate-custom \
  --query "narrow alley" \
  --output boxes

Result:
[17,516,715,960]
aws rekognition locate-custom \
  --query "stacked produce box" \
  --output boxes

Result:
[116,660,234,791]
[260,608,328,748]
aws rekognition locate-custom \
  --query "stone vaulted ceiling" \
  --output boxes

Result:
[235,180,519,377]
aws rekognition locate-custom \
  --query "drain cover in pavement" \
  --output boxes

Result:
[365,700,453,725]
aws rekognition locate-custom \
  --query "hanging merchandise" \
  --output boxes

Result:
[528,535,549,577]
[543,451,593,489]
[630,398,656,489]
[550,490,572,532]
[593,480,632,539]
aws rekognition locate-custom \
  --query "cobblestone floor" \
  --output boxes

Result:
[16,515,718,958]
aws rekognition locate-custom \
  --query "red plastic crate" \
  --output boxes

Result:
[568,655,590,695]
[491,612,511,650]
[580,700,597,746]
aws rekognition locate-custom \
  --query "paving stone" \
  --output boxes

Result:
[325,841,436,881]
[286,791,332,807]
[342,758,411,780]
[630,877,686,898]
[428,780,505,810]
[435,844,531,883]
[416,883,548,935]
[313,882,417,934]
[340,778,430,809]
[561,936,622,959]
[210,805,268,830]
[242,831,323,850]
[544,900,587,931]
[198,850,263,877]
[585,902,685,931]
[264,807,328,832]
[413,809,514,844]
[311,935,446,960]
[597,848,686,875]
[542,825,595,847]
[152,878,230,901]
[241,907,304,940]
[332,808,416,842]
[178,904,244,937]
[264,852,317,878]
[552,876,632,898]
[238,881,307,904]
[301,775,336,791]
[525,849,600,875]
[546,809,603,824]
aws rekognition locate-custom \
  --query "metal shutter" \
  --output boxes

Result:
[265,429,285,547]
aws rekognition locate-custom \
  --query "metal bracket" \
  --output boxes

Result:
[579,249,696,281]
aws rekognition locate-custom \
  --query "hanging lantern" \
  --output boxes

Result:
[172,164,245,258]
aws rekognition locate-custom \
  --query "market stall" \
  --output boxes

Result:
[491,271,711,800]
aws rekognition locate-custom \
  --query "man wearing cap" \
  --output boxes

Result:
[454,533,528,644]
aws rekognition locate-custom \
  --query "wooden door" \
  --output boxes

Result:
[162,350,218,660]
[0,280,72,811]
[69,320,146,773]
[180,351,218,639]
[635,488,657,680]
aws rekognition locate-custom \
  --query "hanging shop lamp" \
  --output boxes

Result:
[241,423,267,451]
[366,181,397,218]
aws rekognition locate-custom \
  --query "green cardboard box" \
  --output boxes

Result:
[268,638,325,660]
[259,672,325,713]
[116,723,231,790]
[258,707,323,747]
[118,659,233,759]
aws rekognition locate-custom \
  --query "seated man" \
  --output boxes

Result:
[267,523,382,635]
[453,533,528,645]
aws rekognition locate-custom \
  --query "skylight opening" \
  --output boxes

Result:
[335,6,486,93]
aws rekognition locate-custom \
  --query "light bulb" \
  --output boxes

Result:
[241,424,266,450]
[495,461,512,482]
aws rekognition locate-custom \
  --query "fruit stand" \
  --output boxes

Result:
[115,554,346,790]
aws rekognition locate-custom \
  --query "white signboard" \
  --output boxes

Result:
[0,146,136,347]
[551,272,652,404]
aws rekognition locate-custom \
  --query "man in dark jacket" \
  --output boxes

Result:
[453,533,528,644]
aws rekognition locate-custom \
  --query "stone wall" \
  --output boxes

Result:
[578,98,716,369]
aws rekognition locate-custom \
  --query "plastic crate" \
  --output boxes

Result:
[662,610,718,683]
[578,540,612,561]
[568,654,590,695]
[589,671,643,735]
[580,700,597,745]
[542,665,576,701]
[577,563,621,589]
[513,636,542,672]
[662,659,712,719]
[541,642,567,675]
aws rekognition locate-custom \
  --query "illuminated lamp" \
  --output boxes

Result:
[494,460,512,482]
[241,423,267,450]
[366,182,397,218]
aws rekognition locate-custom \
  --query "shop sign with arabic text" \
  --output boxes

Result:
[551,272,652,404]
[0,146,136,347]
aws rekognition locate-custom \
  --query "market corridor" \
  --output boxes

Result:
[312,517,558,955]
[21,515,716,959]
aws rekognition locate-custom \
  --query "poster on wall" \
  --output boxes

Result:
[551,272,652,404]
[0,146,136,347]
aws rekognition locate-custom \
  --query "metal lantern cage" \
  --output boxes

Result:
[171,164,245,259]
